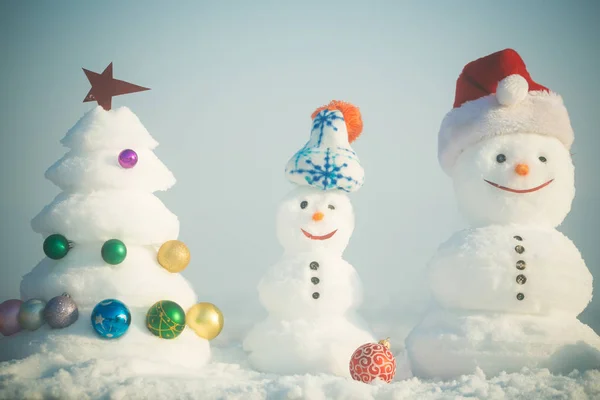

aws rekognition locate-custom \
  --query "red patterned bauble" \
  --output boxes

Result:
[349,338,396,383]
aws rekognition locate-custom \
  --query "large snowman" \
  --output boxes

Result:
[405,49,600,379]
[243,100,374,377]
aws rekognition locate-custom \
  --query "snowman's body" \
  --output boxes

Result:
[244,186,374,377]
[428,225,592,315]
[407,225,600,379]
[406,131,600,379]
[258,253,363,319]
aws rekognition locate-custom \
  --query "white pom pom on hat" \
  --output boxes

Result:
[496,74,529,106]
[437,49,574,175]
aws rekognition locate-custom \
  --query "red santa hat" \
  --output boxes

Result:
[438,49,574,174]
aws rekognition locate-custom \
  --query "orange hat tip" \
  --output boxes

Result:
[311,100,364,144]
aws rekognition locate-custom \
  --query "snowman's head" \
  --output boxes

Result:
[276,186,354,254]
[451,133,574,227]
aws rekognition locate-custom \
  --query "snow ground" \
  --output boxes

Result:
[1,344,599,400]
[1,320,599,400]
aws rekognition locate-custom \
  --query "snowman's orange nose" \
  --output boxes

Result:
[515,164,529,176]
[312,212,324,222]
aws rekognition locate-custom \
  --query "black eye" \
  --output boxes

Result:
[300,201,308,209]
[328,205,335,210]
[496,154,506,163]
[539,156,547,163]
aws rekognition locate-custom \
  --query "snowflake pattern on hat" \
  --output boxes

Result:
[285,108,364,192]
[287,147,362,192]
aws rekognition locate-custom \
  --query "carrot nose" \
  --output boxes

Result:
[312,212,324,222]
[515,163,529,176]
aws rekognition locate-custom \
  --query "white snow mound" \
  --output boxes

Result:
[46,148,176,192]
[1,345,599,400]
[405,309,600,380]
[244,315,374,378]
[31,191,179,245]
[61,106,159,151]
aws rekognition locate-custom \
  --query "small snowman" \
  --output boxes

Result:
[243,100,375,377]
[405,49,600,379]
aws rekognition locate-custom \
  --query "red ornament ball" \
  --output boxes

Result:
[349,338,396,383]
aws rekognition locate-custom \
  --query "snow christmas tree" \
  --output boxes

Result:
[243,101,380,379]
[405,49,600,379]
[0,64,222,371]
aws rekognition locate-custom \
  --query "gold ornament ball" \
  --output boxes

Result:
[186,302,224,340]
[157,240,191,273]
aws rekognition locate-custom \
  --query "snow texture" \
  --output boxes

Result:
[46,148,176,193]
[1,342,599,400]
[406,310,600,380]
[406,132,600,380]
[1,106,210,371]
[244,186,375,377]
[61,106,159,151]
[31,191,179,245]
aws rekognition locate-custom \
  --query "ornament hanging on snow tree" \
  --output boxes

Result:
[0,299,24,336]
[91,299,131,339]
[44,293,79,329]
[146,300,186,339]
[186,302,224,340]
[118,149,138,169]
[18,299,46,331]
[43,234,72,260]
[349,338,397,383]
[101,239,127,265]
[157,240,191,273]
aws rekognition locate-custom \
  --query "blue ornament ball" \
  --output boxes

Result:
[91,299,131,339]
[18,299,46,331]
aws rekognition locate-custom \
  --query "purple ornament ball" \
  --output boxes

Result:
[118,149,138,169]
[0,299,23,336]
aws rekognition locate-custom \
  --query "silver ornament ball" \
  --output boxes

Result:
[44,293,79,329]
[18,299,47,331]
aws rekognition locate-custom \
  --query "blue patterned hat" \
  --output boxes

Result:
[285,100,364,192]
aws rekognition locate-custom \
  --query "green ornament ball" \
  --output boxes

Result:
[101,239,127,265]
[43,234,70,260]
[146,300,186,339]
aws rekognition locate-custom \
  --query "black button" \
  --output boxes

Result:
[515,245,525,254]
[514,235,523,241]
[311,277,320,285]
[312,292,320,299]
[516,293,525,301]
[516,260,526,270]
[516,274,527,284]
[310,262,319,270]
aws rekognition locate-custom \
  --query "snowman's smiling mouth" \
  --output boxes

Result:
[301,229,338,240]
[484,179,554,193]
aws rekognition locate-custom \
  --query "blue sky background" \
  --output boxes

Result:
[1,1,599,336]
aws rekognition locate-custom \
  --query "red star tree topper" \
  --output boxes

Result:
[82,63,150,110]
